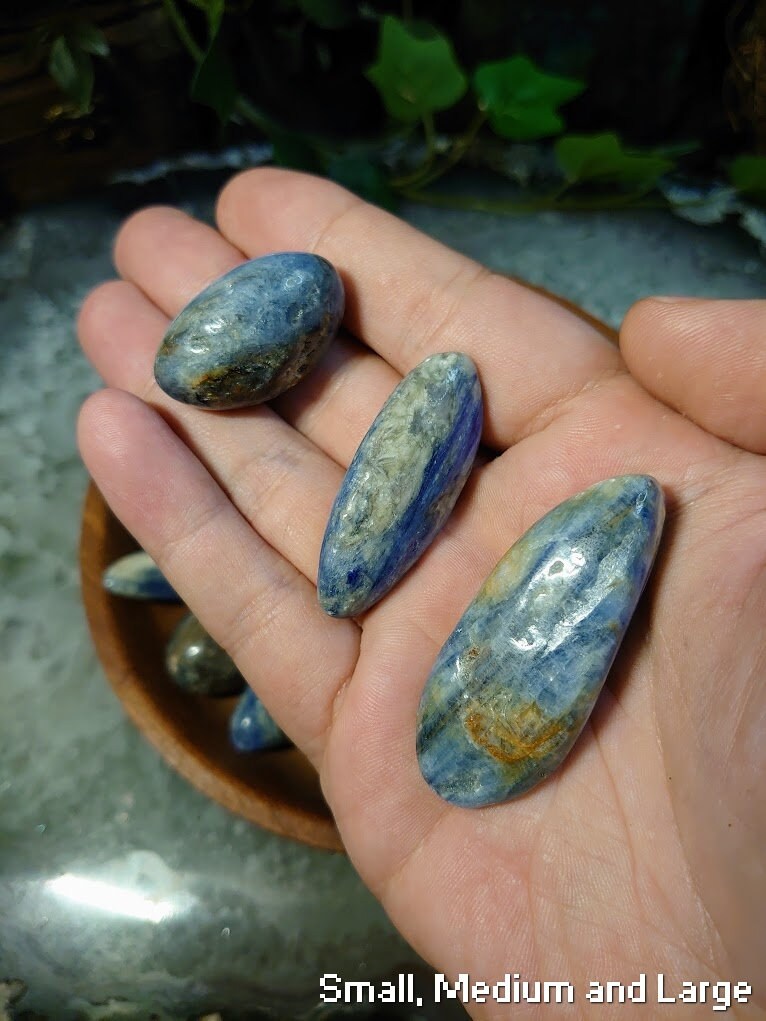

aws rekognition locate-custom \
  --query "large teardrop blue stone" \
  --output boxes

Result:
[416,475,665,807]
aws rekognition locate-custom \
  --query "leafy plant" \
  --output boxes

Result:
[365,15,467,123]
[34,2,766,241]
[298,0,356,30]
[555,134,674,191]
[30,17,110,114]
[326,152,395,208]
[161,0,239,125]
[186,0,246,124]
[474,57,584,141]
[367,17,587,197]
[728,156,766,202]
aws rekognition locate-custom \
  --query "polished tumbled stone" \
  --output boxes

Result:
[102,551,179,602]
[165,614,245,697]
[154,252,344,409]
[416,475,665,807]
[229,689,289,752]
[318,352,482,617]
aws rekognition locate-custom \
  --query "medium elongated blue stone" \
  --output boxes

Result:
[318,352,483,617]
[416,475,665,807]
[102,551,180,602]
[229,689,289,752]
[155,252,344,409]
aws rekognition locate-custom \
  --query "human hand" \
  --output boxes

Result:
[77,169,765,1019]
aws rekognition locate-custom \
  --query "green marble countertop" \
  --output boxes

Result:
[1,178,763,1020]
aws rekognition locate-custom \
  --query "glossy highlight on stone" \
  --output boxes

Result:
[229,689,289,752]
[416,475,665,807]
[102,551,179,602]
[165,614,245,697]
[154,252,344,409]
[318,352,482,617]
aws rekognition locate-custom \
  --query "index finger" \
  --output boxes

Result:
[216,168,624,449]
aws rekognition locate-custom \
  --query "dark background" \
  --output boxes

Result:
[1,0,762,208]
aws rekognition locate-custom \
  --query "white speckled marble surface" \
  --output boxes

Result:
[0,175,763,1020]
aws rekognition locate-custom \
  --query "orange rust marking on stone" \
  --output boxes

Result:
[190,366,229,384]
[464,699,565,765]
[188,363,264,401]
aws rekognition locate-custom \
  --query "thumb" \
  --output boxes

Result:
[620,297,766,454]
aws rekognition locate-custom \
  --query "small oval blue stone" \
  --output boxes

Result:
[229,689,289,752]
[102,551,180,602]
[318,352,483,618]
[165,614,245,697]
[416,475,665,807]
[154,252,344,409]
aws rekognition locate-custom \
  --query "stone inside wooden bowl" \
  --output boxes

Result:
[79,482,342,852]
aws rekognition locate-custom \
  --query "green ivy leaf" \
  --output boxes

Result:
[473,56,583,140]
[191,34,237,123]
[48,35,94,114]
[298,0,355,29]
[187,0,226,37]
[326,154,396,208]
[366,15,467,123]
[728,155,766,202]
[270,129,324,173]
[69,19,109,57]
[184,0,234,124]
[555,133,674,189]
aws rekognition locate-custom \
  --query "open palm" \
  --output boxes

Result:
[78,169,765,1019]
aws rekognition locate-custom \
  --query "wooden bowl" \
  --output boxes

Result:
[79,482,343,852]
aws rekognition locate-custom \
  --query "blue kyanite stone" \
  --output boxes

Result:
[102,551,179,602]
[416,475,665,807]
[318,352,483,618]
[165,614,245,697]
[229,689,289,752]
[154,252,344,409]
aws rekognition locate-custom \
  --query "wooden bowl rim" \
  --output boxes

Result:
[79,482,344,852]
